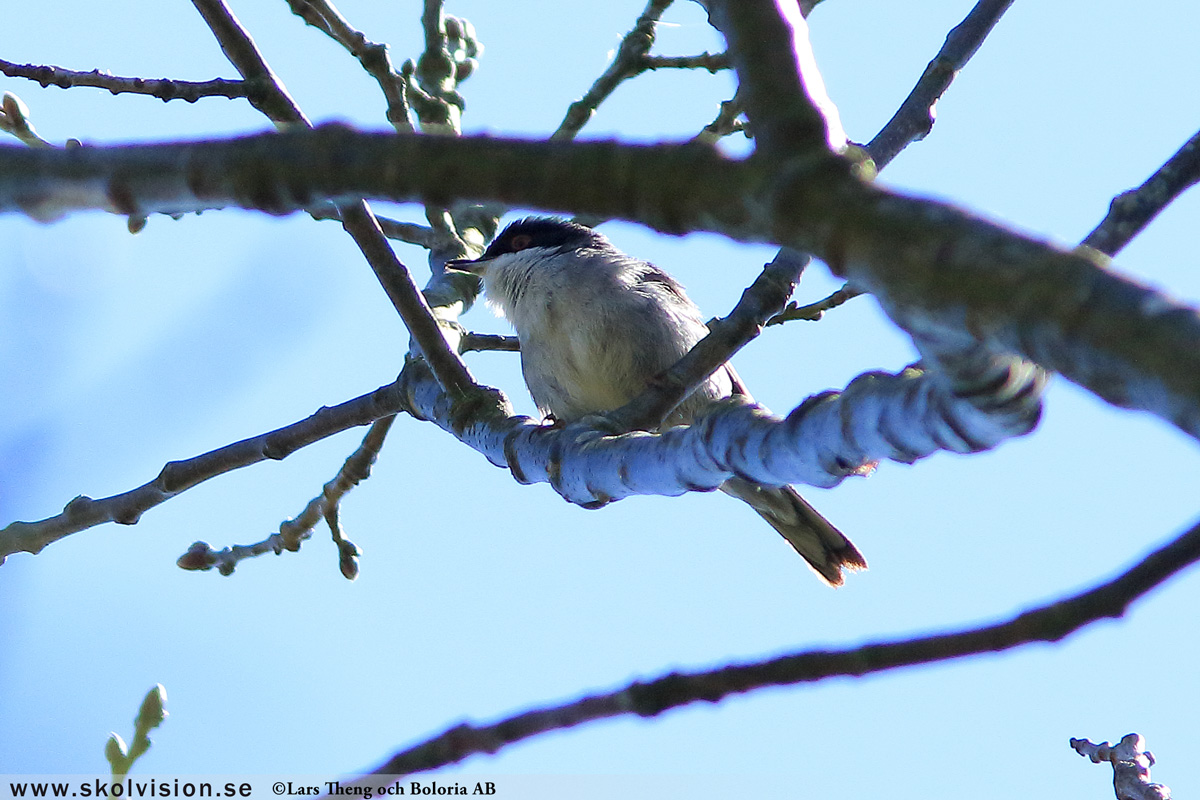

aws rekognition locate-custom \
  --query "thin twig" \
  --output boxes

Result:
[605,249,808,432]
[0,58,250,102]
[553,0,674,141]
[1082,126,1200,256]
[190,0,477,399]
[350,515,1200,779]
[766,284,862,325]
[866,0,1014,170]
[0,380,408,564]
[308,206,448,248]
[176,417,393,578]
[693,90,744,145]
[284,0,414,132]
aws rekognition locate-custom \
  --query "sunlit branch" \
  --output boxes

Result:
[767,283,862,325]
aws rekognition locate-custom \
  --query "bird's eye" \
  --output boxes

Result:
[509,234,532,251]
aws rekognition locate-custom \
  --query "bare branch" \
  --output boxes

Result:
[767,283,862,325]
[1071,734,1173,800]
[642,52,729,73]
[308,205,449,248]
[284,0,415,132]
[176,417,393,578]
[190,0,479,399]
[350,517,1200,779]
[866,0,1014,169]
[705,0,846,155]
[553,0,674,141]
[0,58,250,102]
[460,332,520,353]
[1083,126,1200,257]
[693,91,744,145]
[606,249,808,432]
[401,351,1039,511]
[0,381,407,564]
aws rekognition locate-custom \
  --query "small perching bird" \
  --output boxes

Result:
[449,217,866,585]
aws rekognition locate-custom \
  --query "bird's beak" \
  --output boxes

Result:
[445,256,490,276]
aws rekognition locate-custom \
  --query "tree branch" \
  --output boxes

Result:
[1083,125,1200,257]
[704,0,846,155]
[642,52,729,73]
[3,129,1195,442]
[605,248,809,432]
[0,58,250,102]
[175,416,392,578]
[865,0,1014,169]
[460,332,520,353]
[350,515,1200,779]
[14,107,1198,561]
[553,0,675,141]
[767,283,862,325]
[284,0,415,132]
[0,380,407,564]
[1071,734,1173,800]
[190,0,479,400]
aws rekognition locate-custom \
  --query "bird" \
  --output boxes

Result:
[448,217,866,585]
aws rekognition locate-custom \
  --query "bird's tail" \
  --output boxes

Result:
[720,478,866,586]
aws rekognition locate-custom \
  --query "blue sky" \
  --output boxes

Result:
[2,1,1198,797]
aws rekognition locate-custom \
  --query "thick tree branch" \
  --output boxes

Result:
[1,130,1194,442]
[0,254,1039,561]
[13,107,1197,560]
[704,0,846,154]
[350,515,1200,779]
[0,58,250,102]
